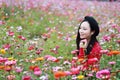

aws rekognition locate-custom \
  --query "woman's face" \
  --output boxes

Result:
[79,21,94,39]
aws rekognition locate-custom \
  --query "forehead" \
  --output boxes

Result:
[80,21,90,28]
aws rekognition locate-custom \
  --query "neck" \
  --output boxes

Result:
[86,38,91,47]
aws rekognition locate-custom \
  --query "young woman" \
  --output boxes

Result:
[76,16,102,71]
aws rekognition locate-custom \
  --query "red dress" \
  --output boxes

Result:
[78,42,102,71]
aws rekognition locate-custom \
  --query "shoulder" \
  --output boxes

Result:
[93,42,101,50]
[88,42,102,58]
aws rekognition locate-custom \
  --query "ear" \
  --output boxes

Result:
[91,31,95,35]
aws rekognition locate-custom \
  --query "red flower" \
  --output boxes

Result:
[28,45,34,50]
[18,35,26,41]
[22,76,31,80]
[35,48,44,55]
[116,40,120,44]
[7,31,14,36]
[87,58,98,65]
[29,65,39,71]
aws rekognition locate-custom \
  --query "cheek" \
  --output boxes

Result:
[85,30,91,34]
[85,31,91,37]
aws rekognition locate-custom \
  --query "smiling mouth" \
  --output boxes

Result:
[80,34,84,36]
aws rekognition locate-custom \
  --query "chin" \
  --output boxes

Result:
[80,37,86,40]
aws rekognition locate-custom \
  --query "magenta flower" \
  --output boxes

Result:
[36,48,44,55]
[71,50,78,54]
[34,67,42,76]
[96,69,110,79]
[21,36,26,41]
[22,75,31,80]
[0,20,5,25]
[18,35,26,41]
[7,31,14,36]
[102,35,111,42]
[0,57,8,63]
[116,40,120,44]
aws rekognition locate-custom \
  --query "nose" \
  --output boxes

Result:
[79,29,83,34]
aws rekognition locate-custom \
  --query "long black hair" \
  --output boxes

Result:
[76,16,99,55]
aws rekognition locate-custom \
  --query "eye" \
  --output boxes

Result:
[83,28,87,30]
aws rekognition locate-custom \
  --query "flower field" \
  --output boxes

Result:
[0,0,120,80]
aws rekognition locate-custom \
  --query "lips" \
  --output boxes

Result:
[80,34,84,37]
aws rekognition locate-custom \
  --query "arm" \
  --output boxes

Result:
[78,39,87,59]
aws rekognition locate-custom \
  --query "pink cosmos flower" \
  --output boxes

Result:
[100,49,109,54]
[2,44,11,50]
[5,60,17,66]
[71,50,78,54]
[36,50,41,55]
[44,55,52,59]
[96,69,110,79]
[34,71,42,76]
[36,48,44,55]
[102,35,111,42]
[6,75,15,80]
[15,67,23,73]
[70,67,80,75]
[34,67,42,76]
[0,20,5,25]
[116,40,120,44]
[111,24,117,28]
[108,61,116,65]
[7,31,14,36]
[48,56,57,62]
[64,71,72,76]
[44,55,58,62]
[87,73,93,77]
